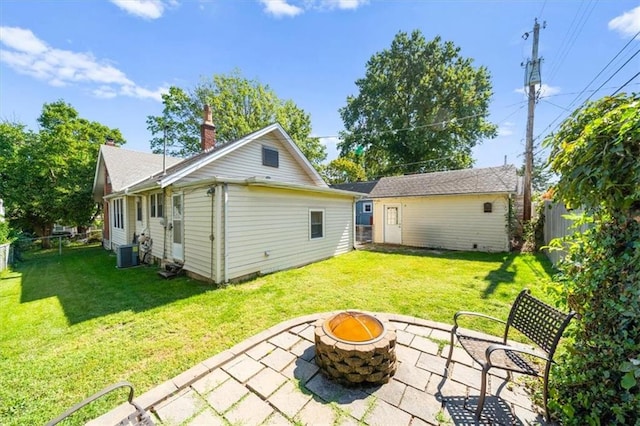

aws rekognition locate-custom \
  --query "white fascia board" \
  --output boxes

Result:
[169,175,360,198]
[244,177,360,198]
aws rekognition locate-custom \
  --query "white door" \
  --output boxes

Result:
[384,204,402,244]
[172,193,184,261]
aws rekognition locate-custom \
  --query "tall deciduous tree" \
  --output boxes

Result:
[322,157,367,184]
[147,70,326,166]
[339,30,497,178]
[0,101,124,239]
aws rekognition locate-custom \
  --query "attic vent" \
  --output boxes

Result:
[484,202,493,213]
[262,146,279,168]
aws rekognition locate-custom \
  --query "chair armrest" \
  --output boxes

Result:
[453,311,507,329]
[46,381,136,426]
[485,343,550,368]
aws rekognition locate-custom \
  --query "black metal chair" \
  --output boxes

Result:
[46,381,154,426]
[445,289,576,421]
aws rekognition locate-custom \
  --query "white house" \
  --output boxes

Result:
[92,109,358,283]
[368,166,519,252]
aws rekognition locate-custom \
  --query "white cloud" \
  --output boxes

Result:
[318,136,340,147]
[321,0,368,10]
[0,26,165,101]
[515,83,561,97]
[608,6,640,38]
[260,0,304,17]
[0,27,47,54]
[109,0,167,20]
[497,122,515,137]
[259,0,367,17]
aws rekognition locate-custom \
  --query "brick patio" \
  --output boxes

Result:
[88,313,550,425]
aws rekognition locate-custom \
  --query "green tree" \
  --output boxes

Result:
[339,30,496,178]
[0,101,124,240]
[544,93,639,424]
[322,157,367,184]
[147,70,326,166]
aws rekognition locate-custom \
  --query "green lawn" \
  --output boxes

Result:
[0,245,556,425]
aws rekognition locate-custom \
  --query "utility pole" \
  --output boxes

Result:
[523,18,542,223]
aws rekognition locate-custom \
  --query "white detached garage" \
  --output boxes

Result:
[369,165,519,252]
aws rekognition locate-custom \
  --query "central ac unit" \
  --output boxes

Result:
[116,244,139,268]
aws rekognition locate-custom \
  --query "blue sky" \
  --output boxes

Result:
[1,1,638,169]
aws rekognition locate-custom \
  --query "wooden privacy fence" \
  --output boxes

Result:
[542,201,589,265]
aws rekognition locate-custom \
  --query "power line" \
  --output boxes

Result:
[546,0,598,85]
[611,71,640,96]
[583,48,640,103]
[533,34,640,144]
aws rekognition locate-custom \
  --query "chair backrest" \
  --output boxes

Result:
[505,289,575,356]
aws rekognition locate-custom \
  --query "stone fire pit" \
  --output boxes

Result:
[314,311,397,386]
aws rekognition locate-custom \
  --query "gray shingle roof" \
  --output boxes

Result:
[330,180,379,194]
[100,145,182,191]
[369,165,518,198]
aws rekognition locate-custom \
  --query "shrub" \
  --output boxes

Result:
[544,93,640,424]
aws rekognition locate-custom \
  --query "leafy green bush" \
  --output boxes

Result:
[0,222,8,244]
[550,215,639,423]
[544,93,640,424]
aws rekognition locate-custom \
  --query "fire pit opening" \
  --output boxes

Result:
[314,311,397,386]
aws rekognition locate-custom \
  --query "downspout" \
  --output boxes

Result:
[209,186,214,282]
[223,183,229,283]
[162,187,167,264]
[214,185,222,283]
[352,198,357,249]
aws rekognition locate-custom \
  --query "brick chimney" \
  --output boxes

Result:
[201,104,216,151]
[105,138,116,146]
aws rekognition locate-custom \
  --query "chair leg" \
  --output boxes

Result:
[445,332,455,369]
[475,366,490,420]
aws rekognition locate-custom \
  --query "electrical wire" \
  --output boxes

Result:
[546,0,598,85]
[611,71,640,96]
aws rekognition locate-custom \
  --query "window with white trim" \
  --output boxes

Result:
[363,202,372,213]
[113,199,124,229]
[136,198,142,222]
[309,209,324,239]
[150,193,163,218]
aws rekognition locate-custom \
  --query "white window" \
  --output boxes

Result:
[309,209,324,240]
[113,199,124,229]
[363,202,372,213]
[150,193,163,218]
[136,198,142,222]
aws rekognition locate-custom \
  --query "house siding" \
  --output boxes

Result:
[183,187,215,280]
[179,135,316,186]
[224,185,353,281]
[373,194,510,252]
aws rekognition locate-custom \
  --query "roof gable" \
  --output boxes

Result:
[369,165,518,198]
[158,123,326,188]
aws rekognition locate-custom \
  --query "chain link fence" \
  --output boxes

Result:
[7,230,103,265]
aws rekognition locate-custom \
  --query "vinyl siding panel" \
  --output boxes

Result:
[183,187,215,280]
[224,185,353,280]
[180,135,316,185]
[373,194,510,252]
